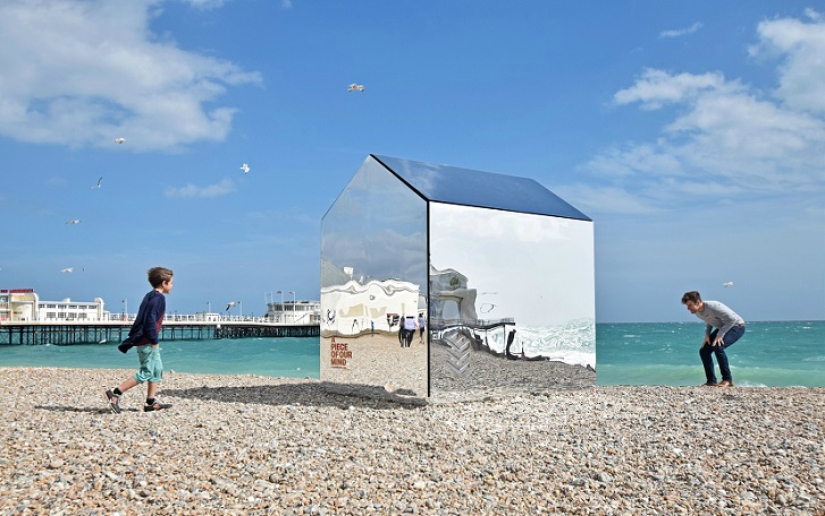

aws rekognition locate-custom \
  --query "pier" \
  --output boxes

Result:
[429,317,516,334]
[0,320,319,346]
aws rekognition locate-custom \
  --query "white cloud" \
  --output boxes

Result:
[165,178,235,198]
[0,0,261,151]
[804,8,823,22]
[182,0,226,8]
[585,144,683,178]
[749,10,825,114]
[659,21,703,39]
[583,12,825,214]
[614,69,731,110]
[553,184,658,216]
[46,176,70,189]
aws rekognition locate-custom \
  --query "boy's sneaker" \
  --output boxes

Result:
[105,389,122,414]
[144,400,172,412]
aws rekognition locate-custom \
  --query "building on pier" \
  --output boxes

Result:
[264,300,321,325]
[0,289,107,322]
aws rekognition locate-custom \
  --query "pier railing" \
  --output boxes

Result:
[0,320,320,346]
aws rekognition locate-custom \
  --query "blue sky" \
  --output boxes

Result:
[1,0,822,323]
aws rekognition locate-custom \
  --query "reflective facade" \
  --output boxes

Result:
[320,156,429,397]
[321,155,595,400]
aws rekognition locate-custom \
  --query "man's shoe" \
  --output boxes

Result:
[105,389,122,414]
[144,401,172,412]
[716,380,734,387]
[699,381,718,387]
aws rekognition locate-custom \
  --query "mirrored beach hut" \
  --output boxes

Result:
[321,155,595,401]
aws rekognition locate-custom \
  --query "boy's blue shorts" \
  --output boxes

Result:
[134,346,163,384]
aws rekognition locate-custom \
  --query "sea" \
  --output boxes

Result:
[1,321,822,387]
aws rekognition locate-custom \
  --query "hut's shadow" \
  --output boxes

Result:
[161,381,427,410]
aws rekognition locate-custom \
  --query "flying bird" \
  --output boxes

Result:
[66,219,81,225]
[114,137,125,144]
[61,267,73,273]
[723,281,734,287]
[240,163,250,174]
[91,177,103,190]
[225,301,237,311]
[347,83,365,92]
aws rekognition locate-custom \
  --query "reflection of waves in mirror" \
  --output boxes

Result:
[470,320,595,368]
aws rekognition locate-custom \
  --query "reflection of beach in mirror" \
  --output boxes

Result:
[320,333,427,397]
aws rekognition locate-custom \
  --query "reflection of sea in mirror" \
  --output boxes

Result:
[472,322,595,368]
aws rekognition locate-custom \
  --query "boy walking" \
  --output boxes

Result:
[106,267,174,413]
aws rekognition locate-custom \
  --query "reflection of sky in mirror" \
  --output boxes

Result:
[322,156,427,289]
[374,155,590,220]
[430,203,594,327]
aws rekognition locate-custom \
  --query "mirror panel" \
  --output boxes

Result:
[429,202,595,399]
[320,157,429,397]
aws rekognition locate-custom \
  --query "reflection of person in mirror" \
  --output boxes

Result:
[402,315,417,347]
[505,328,546,361]
[505,329,519,360]
[418,313,425,344]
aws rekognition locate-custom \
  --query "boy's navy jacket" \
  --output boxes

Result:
[119,290,166,351]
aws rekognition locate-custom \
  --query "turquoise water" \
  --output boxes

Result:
[1,321,822,386]
[0,337,321,379]
[596,321,825,387]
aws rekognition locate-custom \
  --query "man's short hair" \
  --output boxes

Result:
[681,291,702,304]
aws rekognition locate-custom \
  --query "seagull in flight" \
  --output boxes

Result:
[91,177,103,190]
[61,267,73,273]
[225,301,237,311]
[347,83,365,92]
[66,219,81,225]
[723,281,734,287]
[240,163,250,174]
[114,137,125,144]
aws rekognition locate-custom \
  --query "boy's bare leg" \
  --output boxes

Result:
[117,377,139,394]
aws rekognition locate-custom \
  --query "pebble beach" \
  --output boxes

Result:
[2,367,824,515]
